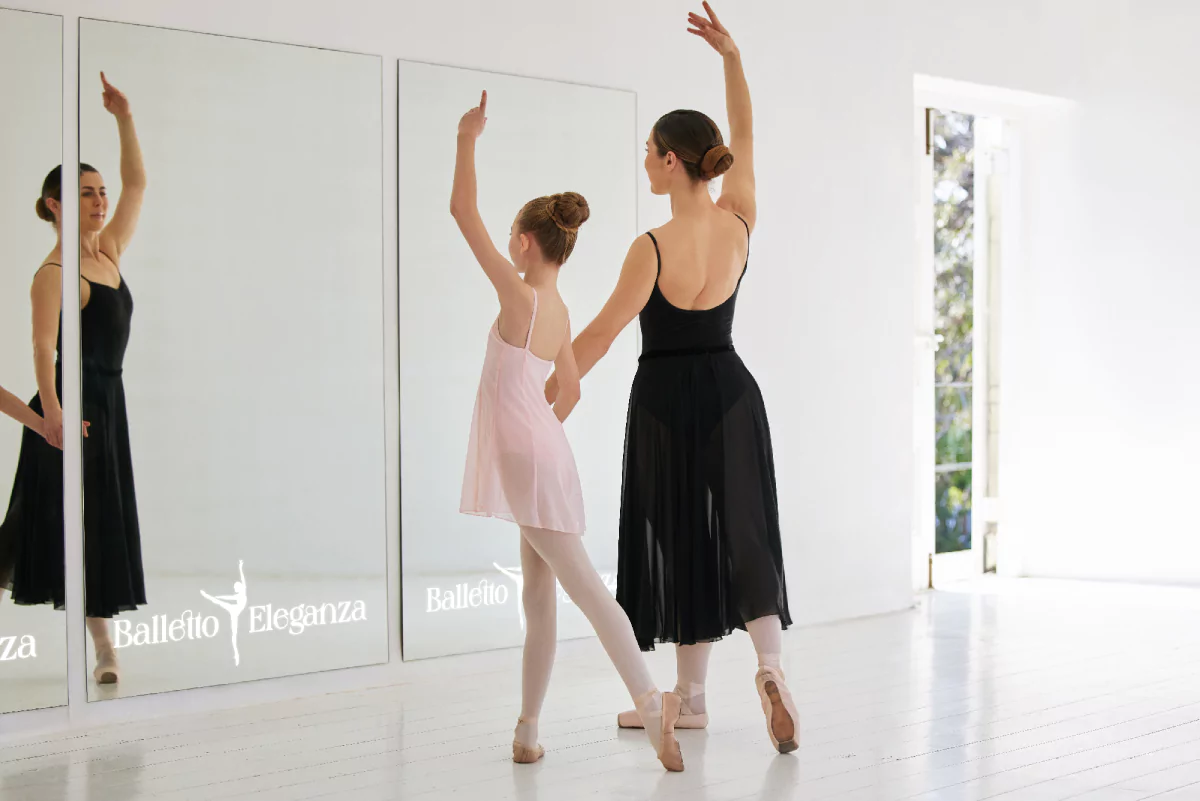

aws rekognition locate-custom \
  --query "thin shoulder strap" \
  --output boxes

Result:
[733,213,750,276]
[35,262,63,281]
[734,214,750,247]
[524,288,539,350]
[645,232,662,278]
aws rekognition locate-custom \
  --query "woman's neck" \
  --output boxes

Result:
[79,231,102,261]
[669,181,715,218]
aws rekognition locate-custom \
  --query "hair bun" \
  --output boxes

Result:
[548,192,590,232]
[35,197,54,222]
[699,144,734,180]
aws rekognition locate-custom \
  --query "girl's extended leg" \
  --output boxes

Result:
[520,526,683,771]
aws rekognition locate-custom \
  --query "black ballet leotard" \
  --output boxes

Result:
[616,217,792,650]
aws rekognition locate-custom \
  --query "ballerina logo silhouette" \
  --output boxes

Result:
[201,560,248,666]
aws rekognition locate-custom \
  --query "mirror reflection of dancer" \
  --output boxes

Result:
[200,561,247,667]
[547,4,799,754]
[0,393,88,606]
[453,93,684,772]
[0,73,148,687]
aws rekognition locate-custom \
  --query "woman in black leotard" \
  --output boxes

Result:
[546,4,798,754]
[0,72,146,686]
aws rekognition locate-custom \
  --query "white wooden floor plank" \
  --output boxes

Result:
[4,579,1200,801]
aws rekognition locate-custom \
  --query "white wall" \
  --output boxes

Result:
[999,4,1200,585]
[6,0,1196,683]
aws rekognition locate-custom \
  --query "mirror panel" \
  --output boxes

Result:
[398,61,638,660]
[78,19,387,699]
[0,7,67,716]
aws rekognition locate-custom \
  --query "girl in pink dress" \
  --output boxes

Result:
[451,92,684,772]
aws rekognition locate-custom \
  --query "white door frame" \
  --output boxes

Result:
[911,74,1075,588]
[913,77,1038,589]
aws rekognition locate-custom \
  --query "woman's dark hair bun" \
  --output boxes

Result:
[35,197,54,222]
[652,109,735,183]
[699,144,734,180]
[547,192,590,232]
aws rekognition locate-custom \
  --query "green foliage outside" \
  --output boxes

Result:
[933,110,974,554]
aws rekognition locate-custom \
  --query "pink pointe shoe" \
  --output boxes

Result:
[755,666,798,753]
[93,647,120,685]
[617,695,708,730]
[512,717,545,764]
[634,690,684,772]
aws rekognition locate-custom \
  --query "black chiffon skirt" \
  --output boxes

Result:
[80,368,145,618]
[616,350,792,651]
[0,390,66,609]
[0,368,145,618]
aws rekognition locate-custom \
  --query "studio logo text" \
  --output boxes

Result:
[114,560,368,667]
[0,635,36,661]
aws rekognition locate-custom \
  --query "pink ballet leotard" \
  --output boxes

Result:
[460,289,586,535]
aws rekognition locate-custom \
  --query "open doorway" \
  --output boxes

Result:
[914,98,1009,588]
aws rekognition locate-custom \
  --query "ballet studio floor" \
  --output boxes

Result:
[3,577,1200,801]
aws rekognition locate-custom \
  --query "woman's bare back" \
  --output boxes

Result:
[651,207,748,311]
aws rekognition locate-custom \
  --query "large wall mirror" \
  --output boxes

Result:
[0,7,66,716]
[78,19,388,699]
[398,61,637,660]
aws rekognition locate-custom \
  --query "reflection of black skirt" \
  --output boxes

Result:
[0,389,66,609]
[616,349,792,651]
[80,367,145,618]
[0,367,145,618]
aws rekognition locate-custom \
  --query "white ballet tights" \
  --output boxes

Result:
[671,615,784,716]
[87,617,114,656]
[747,615,783,671]
[675,642,712,714]
[516,526,658,748]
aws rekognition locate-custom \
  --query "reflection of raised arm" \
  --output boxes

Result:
[98,73,146,262]
[238,560,245,586]
[448,91,528,309]
[689,3,756,229]
[30,264,63,449]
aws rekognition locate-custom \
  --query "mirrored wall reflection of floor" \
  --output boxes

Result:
[4,578,1200,801]
[0,604,66,714]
